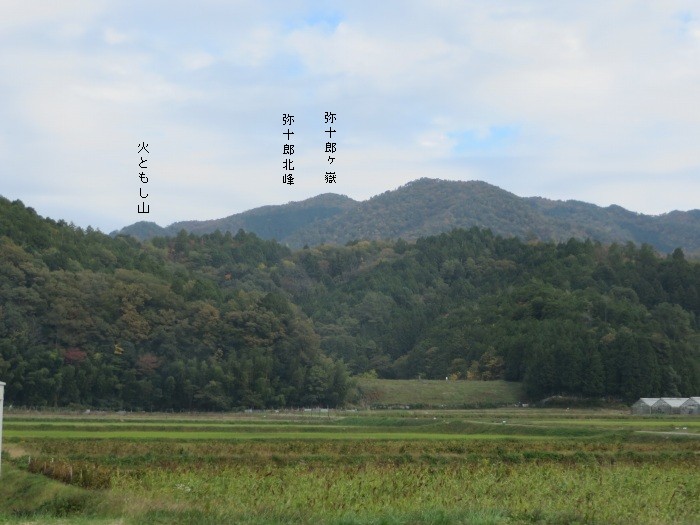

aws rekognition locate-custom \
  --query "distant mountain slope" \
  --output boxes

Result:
[167,193,356,240]
[116,220,169,239]
[113,178,700,255]
[285,179,546,247]
[114,193,357,243]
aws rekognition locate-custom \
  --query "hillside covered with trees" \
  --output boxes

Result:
[115,178,700,256]
[2,196,699,409]
[291,231,699,400]
[0,198,350,410]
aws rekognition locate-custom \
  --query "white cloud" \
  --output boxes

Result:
[228,26,278,67]
[103,27,129,45]
[286,22,454,91]
[0,0,104,34]
[0,0,698,232]
[182,52,215,70]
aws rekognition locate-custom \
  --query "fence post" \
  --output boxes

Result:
[0,381,5,477]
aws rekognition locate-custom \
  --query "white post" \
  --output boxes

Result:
[0,381,5,477]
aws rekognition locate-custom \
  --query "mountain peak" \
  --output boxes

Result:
[113,179,700,255]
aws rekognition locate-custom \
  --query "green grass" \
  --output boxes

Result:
[0,464,122,524]
[2,408,699,524]
[4,429,551,440]
[355,378,523,407]
[113,462,698,524]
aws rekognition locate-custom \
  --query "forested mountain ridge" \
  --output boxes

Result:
[2,195,699,409]
[114,178,700,256]
[292,231,699,399]
[0,197,351,410]
[116,193,357,244]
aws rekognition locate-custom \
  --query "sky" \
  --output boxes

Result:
[1,1,699,233]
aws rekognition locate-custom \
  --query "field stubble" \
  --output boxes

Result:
[1,409,698,524]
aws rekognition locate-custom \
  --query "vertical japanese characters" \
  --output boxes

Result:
[137,142,150,214]
[280,112,337,186]
[282,113,295,185]
[325,112,337,184]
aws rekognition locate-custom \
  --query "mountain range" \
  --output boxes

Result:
[113,178,700,255]
[1,190,698,407]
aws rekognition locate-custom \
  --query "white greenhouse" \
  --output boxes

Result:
[630,398,660,415]
[631,396,700,415]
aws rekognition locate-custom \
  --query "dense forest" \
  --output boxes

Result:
[0,198,350,410]
[1,196,699,409]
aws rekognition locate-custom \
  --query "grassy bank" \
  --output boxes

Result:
[355,378,523,407]
[0,464,121,524]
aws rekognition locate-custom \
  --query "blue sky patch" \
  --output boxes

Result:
[448,126,518,155]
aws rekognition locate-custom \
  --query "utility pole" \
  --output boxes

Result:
[0,381,5,477]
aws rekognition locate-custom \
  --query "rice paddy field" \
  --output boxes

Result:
[0,408,698,524]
